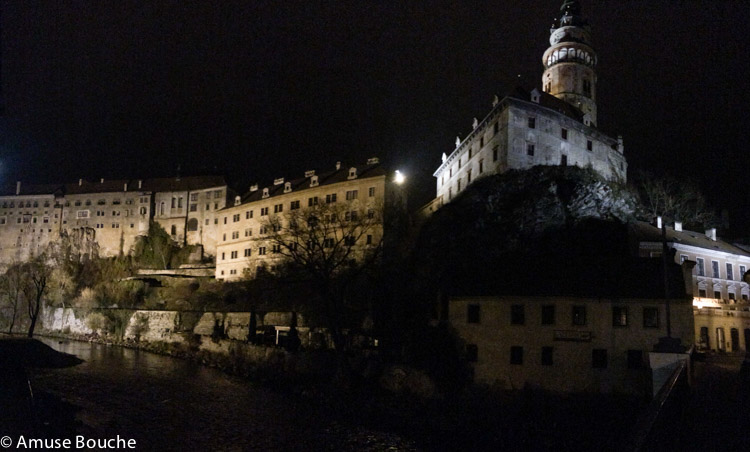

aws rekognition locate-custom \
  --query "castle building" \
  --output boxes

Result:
[0,176,229,265]
[431,0,626,210]
[215,159,392,281]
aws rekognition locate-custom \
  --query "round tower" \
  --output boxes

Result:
[542,0,598,126]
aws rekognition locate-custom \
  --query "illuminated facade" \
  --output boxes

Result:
[0,176,228,265]
[432,1,626,209]
[633,219,750,353]
[215,159,388,281]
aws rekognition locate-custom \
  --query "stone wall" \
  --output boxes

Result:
[40,307,318,347]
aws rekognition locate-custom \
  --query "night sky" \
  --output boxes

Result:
[1,1,749,236]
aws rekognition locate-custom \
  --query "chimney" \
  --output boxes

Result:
[335,161,341,170]
[15,181,21,195]
[79,178,83,186]
[138,180,142,189]
[705,228,717,241]
[674,221,682,232]
[124,183,128,192]
[655,216,662,229]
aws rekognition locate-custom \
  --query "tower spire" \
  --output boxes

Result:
[542,0,598,126]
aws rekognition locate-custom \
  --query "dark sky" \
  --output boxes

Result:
[1,1,749,235]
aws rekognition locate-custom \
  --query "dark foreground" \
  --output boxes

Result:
[3,338,648,451]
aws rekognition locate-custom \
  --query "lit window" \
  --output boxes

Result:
[612,306,628,327]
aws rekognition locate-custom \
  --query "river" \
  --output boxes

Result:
[31,338,417,451]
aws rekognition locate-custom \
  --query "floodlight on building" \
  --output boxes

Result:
[394,170,405,185]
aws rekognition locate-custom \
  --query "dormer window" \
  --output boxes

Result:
[310,175,319,187]
[348,167,357,180]
[262,188,269,199]
[234,195,241,206]
[284,182,292,193]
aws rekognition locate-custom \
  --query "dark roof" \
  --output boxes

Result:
[240,162,386,204]
[0,175,226,197]
[630,221,750,257]
[507,86,585,122]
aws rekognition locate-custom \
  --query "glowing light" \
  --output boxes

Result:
[394,170,405,185]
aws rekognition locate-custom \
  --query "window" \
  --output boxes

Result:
[627,350,643,369]
[561,155,567,166]
[586,140,593,151]
[221,252,225,260]
[561,128,568,140]
[346,190,358,200]
[572,306,586,325]
[260,207,269,216]
[727,263,734,281]
[697,258,705,276]
[290,200,300,210]
[308,197,318,207]
[493,146,498,162]
[680,254,689,263]
[583,79,591,96]
[244,248,251,257]
[466,344,478,362]
[714,290,721,299]
[526,143,535,156]
[699,289,707,297]
[326,194,337,204]
[467,304,480,324]
[510,346,523,365]
[323,238,334,248]
[190,193,199,202]
[230,251,238,259]
[369,187,375,197]
[643,307,659,328]
[187,218,198,231]
[274,203,283,213]
[245,228,252,237]
[729,292,736,300]
[541,346,553,366]
[258,247,267,255]
[612,306,628,327]
[467,169,472,184]
[223,217,227,224]
[592,349,608,368]
[712,260,720,278]
[259,225,268,234]
[177,197,183,208]
[366,234,373,245]
[528,117,536,129]
[494,122,499,133]
[511,305,524,325]
[479,159,484,174]
[214,190,222,199]
[541,305,555,325]
[233,214,240,222]
[740,265,747,279]
[246,210,253,219]
[231,231,239,239]
[272,244,281,253]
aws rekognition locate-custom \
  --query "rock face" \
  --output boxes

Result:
[413,166,679,298]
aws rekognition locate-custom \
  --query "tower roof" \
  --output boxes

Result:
[555,0,589,29]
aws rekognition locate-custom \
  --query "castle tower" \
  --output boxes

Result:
[542,1,597,126]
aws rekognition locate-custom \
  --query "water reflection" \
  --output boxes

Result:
[33,339,416,451]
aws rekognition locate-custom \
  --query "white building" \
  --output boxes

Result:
[431,0,626,209]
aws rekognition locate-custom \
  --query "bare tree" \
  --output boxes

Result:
[263,200,383,352]
[635,171,717,229]
[0,264,26,334]
[22,255,51,338]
